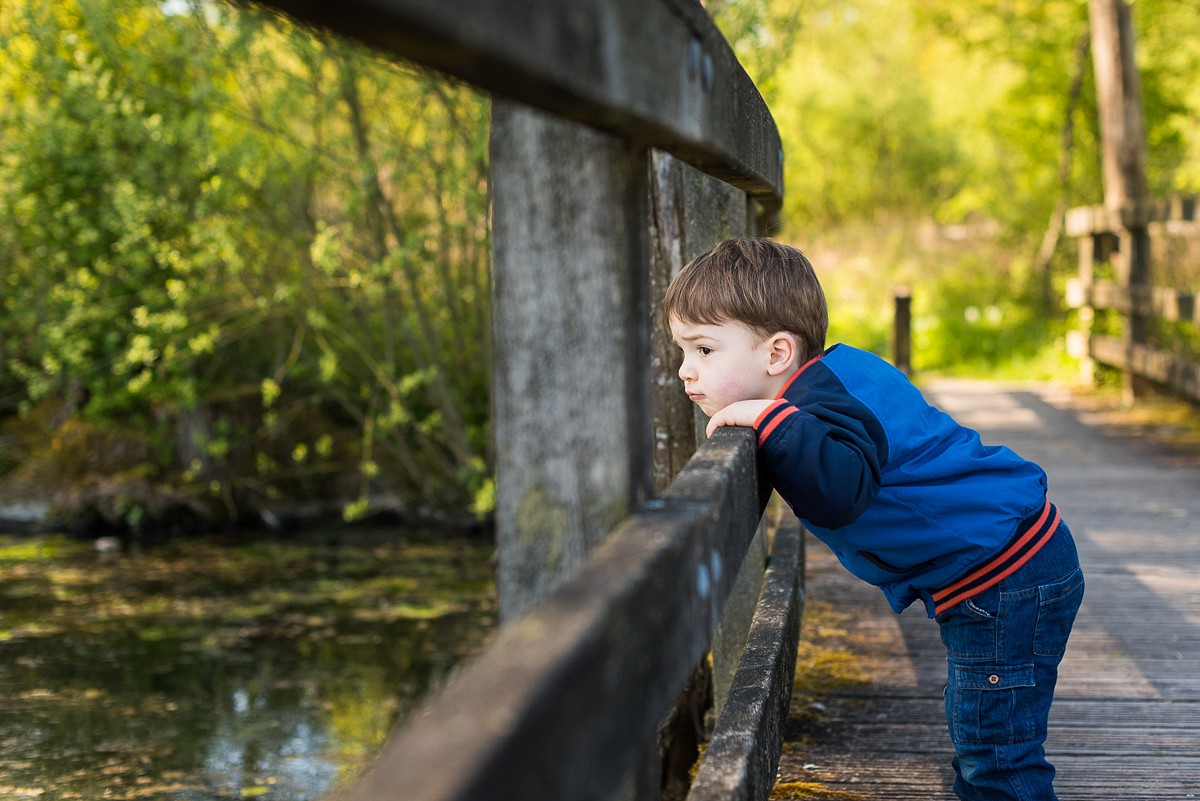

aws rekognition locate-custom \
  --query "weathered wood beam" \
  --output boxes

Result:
[1065,196,1199,237]
[490,103,653,622]
[255,0,783,204]
[1087,279,1199,325]
[1091,335,1200,402]
[645,149,765,722]
[648,150,752,495]
[335,427,768,801]
[687,518,804,801]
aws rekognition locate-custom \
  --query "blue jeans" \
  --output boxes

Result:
[935,520,1084,801]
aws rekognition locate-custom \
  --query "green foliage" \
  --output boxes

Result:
[714,0,968,227]
[805,221,1078,381]
[1,0,213,416]
[711,0,1200,380]
[713,0,1200,232]
[1134,0,1200,195]
[0,0,492,523]
[912,254,1070,379]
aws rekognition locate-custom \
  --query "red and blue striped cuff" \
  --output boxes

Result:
[754,400,798,446]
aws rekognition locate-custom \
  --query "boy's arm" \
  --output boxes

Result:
[753,398,884,529]
[705,399,776,437]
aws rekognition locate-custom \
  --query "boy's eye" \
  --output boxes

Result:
[698,347,713,356]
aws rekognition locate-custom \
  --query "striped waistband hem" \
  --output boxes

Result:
[931,500,1061,616]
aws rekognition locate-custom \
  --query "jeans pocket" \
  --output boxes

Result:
[947,663,1036,745]
[1034,567,1085,658]
[937,585,999,660]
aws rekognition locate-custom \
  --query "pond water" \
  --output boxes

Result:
[0,527,497,800]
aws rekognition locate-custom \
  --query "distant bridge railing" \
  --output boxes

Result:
[256,2,800,801]
[1066,196,1200,401]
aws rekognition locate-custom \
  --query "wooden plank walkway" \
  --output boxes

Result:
[772,379,1200,800]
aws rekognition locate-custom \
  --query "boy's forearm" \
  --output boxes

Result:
[705,399,775,437]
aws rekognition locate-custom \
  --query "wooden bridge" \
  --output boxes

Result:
[252,2,1200,800]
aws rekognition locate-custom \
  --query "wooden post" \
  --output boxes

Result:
[1068,233,1098,385]
[490,101,652,623]
[647,149,765,801]
[1089,0,1150,403]
[648,151,751,493]
[644,150,764,717]
[892,287,912,376]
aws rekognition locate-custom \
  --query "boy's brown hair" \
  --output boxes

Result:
[663,237,828,361]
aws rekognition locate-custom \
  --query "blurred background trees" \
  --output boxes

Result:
[1,0,1198,529]
[0,0,491,530]
[711,0,1200,376]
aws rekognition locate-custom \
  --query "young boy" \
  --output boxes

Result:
[664,237,1084,801]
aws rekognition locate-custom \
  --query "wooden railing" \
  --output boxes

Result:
[337,434,802,801]
[1066,196,1200,401]
[255,2,799,800]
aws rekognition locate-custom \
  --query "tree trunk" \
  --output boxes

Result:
[1088,0,1150,403]
[1034,29,1090,312]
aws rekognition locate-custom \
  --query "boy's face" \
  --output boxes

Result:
[669,316,778,417]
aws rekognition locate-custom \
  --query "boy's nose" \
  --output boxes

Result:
[678,360,693,381]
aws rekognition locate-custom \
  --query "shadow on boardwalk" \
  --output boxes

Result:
[773,380,1200,801]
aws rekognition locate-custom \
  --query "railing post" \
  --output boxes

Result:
[1121,222,1153,404]
[490,100,652,622]
[892,287,912,376]
[1066,232,1098,385]
[491,100,672,801]
[1090,0,1151,403]
[252,6,791,801]
[648,149,769,801]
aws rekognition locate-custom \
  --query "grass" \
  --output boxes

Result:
[773,781,866,800]
[786,598,870,726]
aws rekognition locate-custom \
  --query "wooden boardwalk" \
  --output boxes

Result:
[772,380,1200,800]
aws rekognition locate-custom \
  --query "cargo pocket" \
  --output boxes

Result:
[946,663,1036,746]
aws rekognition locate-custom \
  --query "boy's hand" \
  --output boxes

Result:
[705,399,775,437]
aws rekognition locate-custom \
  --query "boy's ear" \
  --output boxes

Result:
[765,332,799,376]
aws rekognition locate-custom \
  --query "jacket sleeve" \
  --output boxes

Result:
[754,395,886,529]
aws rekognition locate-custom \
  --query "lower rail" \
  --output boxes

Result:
[688,517,804,801]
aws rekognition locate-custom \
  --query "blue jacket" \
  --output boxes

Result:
[754,344,1049,616]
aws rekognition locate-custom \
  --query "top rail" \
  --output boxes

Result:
[256,0,783,205]
[1065,195,1198,236]
[337,428,767,801]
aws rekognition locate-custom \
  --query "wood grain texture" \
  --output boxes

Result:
[336,429,769,801]
[256,0,783,201]
[690,519,805,801]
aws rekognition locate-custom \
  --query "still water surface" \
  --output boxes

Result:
[0,527,496,800]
